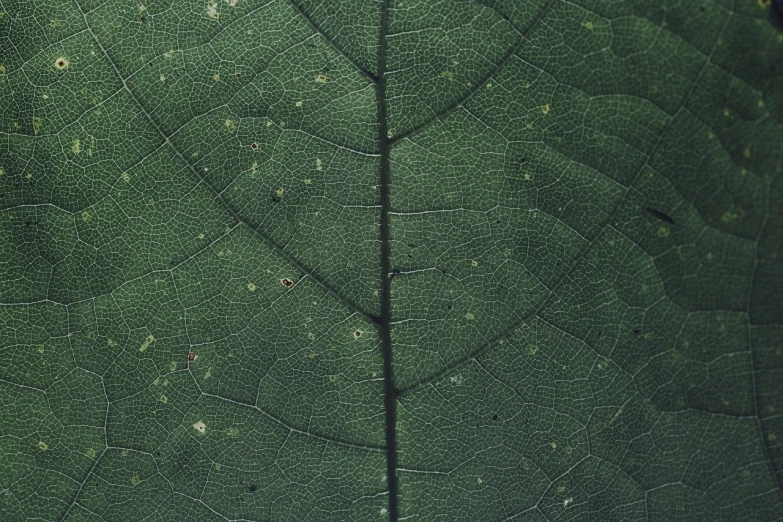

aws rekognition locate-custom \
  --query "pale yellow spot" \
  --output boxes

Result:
[163,49,174,59]
[441,70,454,80]
[527,345,538,356]
[471,260,478,267]
[55,57,69,70]
[304,178,312,185]
[85,448,96,458]
[387,130,393,139]
[465,312,475,320]
[139,334,155,352]
[160,395,167,403]
[315,74,327,83]
[316,158,323,171]
[308,332,316,340]
[581,21,594,30]
[723,108,730,117]
[721,210,739,223]
[657,226,670,238]
[107,338,117,347]
[197,233,205,240]
[550,441,557,449]
[212,74,220,81]
[38,441,48,451]
[524,172,532,180]
[276,187,285,197]
[227,426,239,437]
[159,74,165,83]
[477,477,483,484]
[328,374,339,383]
[224,119,235,131]
[193,420,207,433]
[541,104,550,115]
[81,210,92,222]
[743,147,751,159]
[207,1,219,19]
[0,64,5,76]
[486,82,492,88]
[139,4,146,11]
[295,100,303,107]
[758,0,771,8]
[33,117,42,135]
[247,282,256,291]
[71,139,81,154]
[130,474,141,486]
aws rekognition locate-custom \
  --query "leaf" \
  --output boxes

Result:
[1,0,782,520]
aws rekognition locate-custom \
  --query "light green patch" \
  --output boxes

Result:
[328,374,339,383]
[130,474,141,486]
[139,334,155,352]
[657,226,670,238]
[581,21,594,30]
[465,312,475,320]
[71,139,81,154]
[81,210,92,222]
[32,117,42,135]
[38,441,49,451]
[441,70,454,80]
[85,448,96,458]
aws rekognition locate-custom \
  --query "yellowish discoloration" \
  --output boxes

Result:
[0,64,6,76]
[581,21,594,30]
[227,426,239,437]
[38,441,49,451]
[276,187,285,197]
[247,282,256,291]
[465,312,475,320]
[308,332,316,340]
[71,139,81,154]
[207,1,219,19]
[657,226,670,238]
[723,108,730,117]
[304,178,312,185]
[33,117,42,135]
[85,448,96,458]
[541,104,550,114]
[471,260,478,267]
[758,0,771,8]
[160,395,167,403]
[550,441,557,449]
[315,74,327,83]
[527,345,538,356]
[139,334,155,352]
[81,210,92,222]
[121,172,131,183]
[193,421,207,433]
[316,158,323,171]
[130,474,141,486]
[212,73,220,81]
[328,374,339,383]
[721,210,739,223]
[441,70,454,80]
[743,146,751,159]
[295,100,303,107]
[55,57,69,70]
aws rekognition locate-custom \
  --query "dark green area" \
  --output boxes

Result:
[1,0,782,520]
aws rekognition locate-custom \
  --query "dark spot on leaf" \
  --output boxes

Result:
[270,196,281,203]
[441,269,447,274]
[140,15,147,22]
[495,219,501,224]
[447,304,452,310]
[251,142,258,149]
[389,268,401,281]
[281,278,294,288]
[249,484,257,492]
[188,352,196,362]
[492,414,498,421]
[644,206,675,224]
[520,157,527,164]
[354,330,362,338]
[235,72,241,78]
[633,328,641,335]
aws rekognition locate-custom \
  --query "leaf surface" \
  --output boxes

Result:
[1,1,782,520]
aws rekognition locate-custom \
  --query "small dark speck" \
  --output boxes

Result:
[492,414,498,421]
[644,206,675,224]
[447,304,452,310]
[249,484,257,493]
[235,73,242,78]
[270,196,281,203]
[633,328,641,335]
[520,157,527,164]
[441,269,447,275]
[495,219,501,224]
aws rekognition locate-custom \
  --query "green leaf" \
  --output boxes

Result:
[1,0,782,520]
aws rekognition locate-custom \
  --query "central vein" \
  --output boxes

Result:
[376,0,398,520]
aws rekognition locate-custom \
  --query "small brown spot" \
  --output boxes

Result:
[188,352,196,362]
[281,278,294,288]
[251,142,258,150]
[235,72,241,78]
[353,330,362,339]
[55,57,69,70]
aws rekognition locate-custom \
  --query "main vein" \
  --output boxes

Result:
[376,0,398,520]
